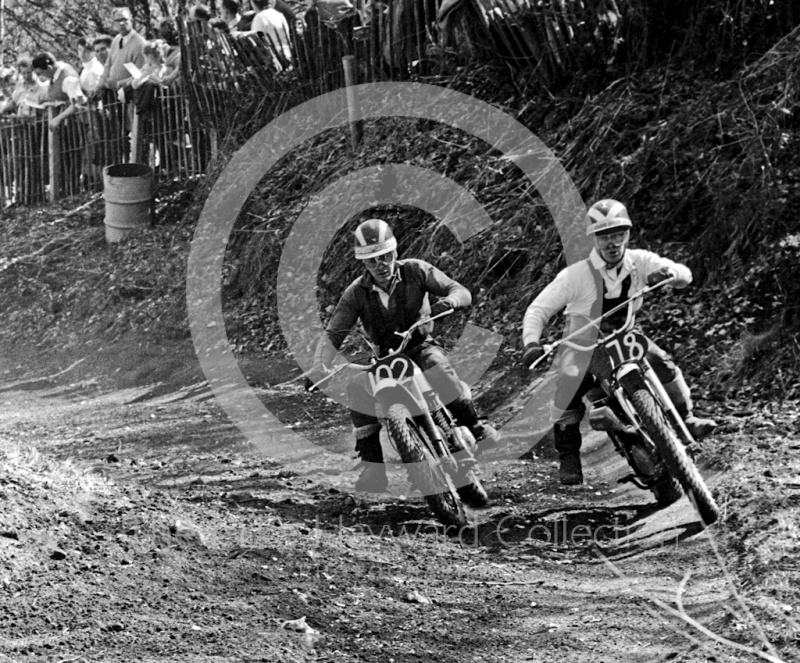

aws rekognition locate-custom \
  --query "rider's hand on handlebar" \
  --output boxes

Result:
[646,267,676,287]
[521,342,545,369]
[429,299,454,319]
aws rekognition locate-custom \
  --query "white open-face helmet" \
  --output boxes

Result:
[585,199,633,236]
[353,218,397,260]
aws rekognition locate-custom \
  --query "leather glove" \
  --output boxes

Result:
[429,299,454,319]
[647,266,676,286]
[521,342,545,369]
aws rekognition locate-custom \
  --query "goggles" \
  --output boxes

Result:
[363,252,394,267]
[595,230,629,246]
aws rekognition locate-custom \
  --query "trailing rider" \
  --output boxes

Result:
[521,199,716,485]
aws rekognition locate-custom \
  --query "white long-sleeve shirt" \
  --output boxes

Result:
[251,9,292,70]
[522,247,692,346]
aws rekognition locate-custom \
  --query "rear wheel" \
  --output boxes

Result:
[630,389,719,525]
[386,404,468,530]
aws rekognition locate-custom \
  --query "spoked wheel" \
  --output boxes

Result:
[386,403,467,530]
[625,436,683,507]
[630,389,720,525]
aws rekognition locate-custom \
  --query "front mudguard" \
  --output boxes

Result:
[616,362,648,395]
[375,384,424,419]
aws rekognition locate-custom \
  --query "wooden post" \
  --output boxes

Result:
[342,55,363,151]
[209,127,218,164]
[130,107,140,164]
[47,107,60,203]
[0,119,10,206]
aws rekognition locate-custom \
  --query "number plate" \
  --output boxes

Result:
[603,330,648,367]
[367,355,416,393]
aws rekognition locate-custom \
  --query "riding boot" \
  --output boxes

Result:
[662,374,717,440]
[354,427,387,493]
[554,421,583,485]
[448,397,499,456]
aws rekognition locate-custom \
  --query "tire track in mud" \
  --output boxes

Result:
[0,360,732,663]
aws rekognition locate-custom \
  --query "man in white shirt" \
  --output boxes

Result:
[234,0,292,71]
[78,37,105,96]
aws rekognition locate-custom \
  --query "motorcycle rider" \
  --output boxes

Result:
[521,199,716,485]
[310,218,500,492]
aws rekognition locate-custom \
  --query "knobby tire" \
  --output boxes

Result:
[386,404,468,530]
[631,389,720,525]
[448,425,489,508]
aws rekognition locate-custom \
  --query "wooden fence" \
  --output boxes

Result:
[179,0,640,134]
[181,1,455,139]
[183,0,800,135]
[0,88,213,207]
[3,0,797,208]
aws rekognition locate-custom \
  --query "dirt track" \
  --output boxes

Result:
[0,341,793,662]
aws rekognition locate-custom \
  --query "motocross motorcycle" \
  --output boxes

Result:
[311,312,488,530]
[530,277,720,526]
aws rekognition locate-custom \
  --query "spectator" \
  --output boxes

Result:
[189,3,213,22]
[210,18,230,33]
[85,34,113,177]
[237,7,257,32]
[92,34,112,68]
[95,6,145,101]
[0,65,17,105]
[32,52,86,195]
[131,42,167,90]
[0,56,45,116]
[221,0,243,31]
[234,0,292,71]
[32,52,86,128]
[0,59,47,204]
[273,0,297,30]
[78,37,105,96]
[95,6,145,163]
[156,18,182,87]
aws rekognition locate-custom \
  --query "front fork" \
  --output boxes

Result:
[638,363,694,446]
[605,361,679,487]
[376,385,456,471]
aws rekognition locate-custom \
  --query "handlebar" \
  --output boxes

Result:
[528,275,675,370]
[307,309,454,390]
[392,307,453,354]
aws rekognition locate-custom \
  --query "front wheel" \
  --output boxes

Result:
[386,404,468,530]
[449,425,489,508]
[631,389,720,525]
